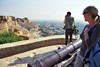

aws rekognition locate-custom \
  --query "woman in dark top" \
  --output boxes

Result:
[74,6,100,67]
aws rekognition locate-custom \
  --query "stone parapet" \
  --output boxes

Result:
[0,35,66,59]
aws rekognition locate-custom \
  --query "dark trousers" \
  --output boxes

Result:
[65,29,73,45]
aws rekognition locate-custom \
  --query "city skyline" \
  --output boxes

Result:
[0,0,100,21]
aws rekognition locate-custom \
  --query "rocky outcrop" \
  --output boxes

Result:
[0,16,39,40]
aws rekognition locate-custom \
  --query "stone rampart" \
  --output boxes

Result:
[0,35,66,59]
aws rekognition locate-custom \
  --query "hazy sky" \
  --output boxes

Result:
[0,0,100,21]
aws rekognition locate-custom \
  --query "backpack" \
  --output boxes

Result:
[83,39,100,67]
[91,39,100,67]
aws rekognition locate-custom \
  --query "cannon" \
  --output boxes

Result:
[27,39,82,67]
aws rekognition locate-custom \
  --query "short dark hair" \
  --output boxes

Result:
[67,11,71,15]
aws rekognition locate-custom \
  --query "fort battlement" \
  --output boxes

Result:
[0,35,66,59]
[0,16,39,39]
[0,16,29,23]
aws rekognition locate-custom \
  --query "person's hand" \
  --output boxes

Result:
[84,25,91,40]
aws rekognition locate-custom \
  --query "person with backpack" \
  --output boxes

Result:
[74,6,100,67]
[63,11,75,45]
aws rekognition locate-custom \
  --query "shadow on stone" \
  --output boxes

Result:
[7,50,57,66]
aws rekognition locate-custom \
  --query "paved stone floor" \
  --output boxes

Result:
[0,45,64,67]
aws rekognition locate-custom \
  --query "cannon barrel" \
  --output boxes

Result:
[27,39,82,67]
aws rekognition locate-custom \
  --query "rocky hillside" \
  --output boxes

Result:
[0,16,39,40]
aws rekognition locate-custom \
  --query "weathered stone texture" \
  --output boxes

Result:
[0,16,39,39]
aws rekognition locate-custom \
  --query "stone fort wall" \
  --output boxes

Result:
[0,35,66,59]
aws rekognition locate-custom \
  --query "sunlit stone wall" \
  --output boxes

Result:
[0,35,65,59]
